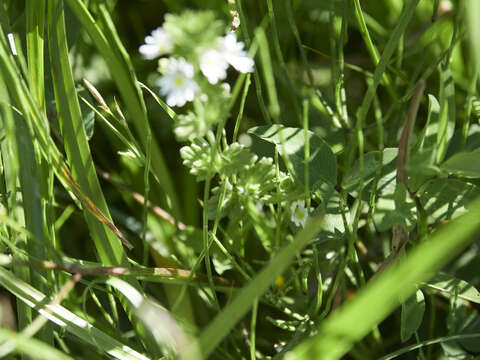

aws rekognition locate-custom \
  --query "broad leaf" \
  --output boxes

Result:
[441,149,480,178]
[374,183,416,231]
[342,148,398,199]
[423,272,480,304]
[419,179,480,224]
[401,289,425,342]
[249,125,337,187]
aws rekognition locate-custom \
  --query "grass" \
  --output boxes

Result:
[0,1,480,359]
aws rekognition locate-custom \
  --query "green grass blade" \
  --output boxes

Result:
[0,328,74,360]
[356,0,420,126]
[290,196,480,360]
[352,0,396,99]
[47,0,127,266]
[26,0,46,110]
[466,0,480,72]
[47,2,161,354]
[186,215,323,358]
[0,25,127,252]
[0,267,150,360]
[64,0,180,217]
[0,65,33,335]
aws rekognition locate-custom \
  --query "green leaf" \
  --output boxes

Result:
[407,147,440,192]
[401,289,425,342]
[374,183,416,232]
[419,179,480,224]
[436,64,456,163]
[415,94,440,151]
[423,272,480,304]
[180,135,256,181]
[316,191,347,242]
[441,149,480,178]
[83,109,95,141]
[342,148,398,200]
[249,124,337,187]
[290,195,480,360]
[467,0,480,72]
[185,216,324,358]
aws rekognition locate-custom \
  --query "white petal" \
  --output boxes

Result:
[200,50,228,84]
[139,27,173,59]
[139,44,161,60]
[228,55,254,73]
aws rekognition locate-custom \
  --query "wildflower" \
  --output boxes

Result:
[199,33,254,84]
[290,200,308,227]
[220,33,254,73]
[139,27,173,59]
[199,49,228,84]
[156,58,198,107]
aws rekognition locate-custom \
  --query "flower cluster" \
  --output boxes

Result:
[139,19,253,107]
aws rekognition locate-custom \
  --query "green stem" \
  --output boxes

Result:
[352,0,397,100]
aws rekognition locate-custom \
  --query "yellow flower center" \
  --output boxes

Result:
[175,77,185,86]
[295,208,305,220]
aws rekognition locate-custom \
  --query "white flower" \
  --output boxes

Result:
[139,27,173,59]
[156,58,198,107]
[290,200,309,227]
[220,33,254,73]
[199,33,254,84]
[199,49,228,84]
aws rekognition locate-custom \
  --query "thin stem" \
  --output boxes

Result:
[250,298,258,360]
[352,0,397,99]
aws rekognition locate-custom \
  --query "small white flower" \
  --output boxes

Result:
[199,49,228,84]
[220,33,254,73]
[156,58,198,107]
[139,27,173,59]
[290,200,308,227]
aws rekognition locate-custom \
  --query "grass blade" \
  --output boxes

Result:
[64,0,180,217]
[0,328,74,360]
[186,215,323,358]
[47,0,129,265]
[290,197,480,359]
[0,267,150,360]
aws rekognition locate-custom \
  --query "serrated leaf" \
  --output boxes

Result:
[248,125,337,187]
[180,136,216,181]
[221,143,256,177]
[174,112,208,142]
[441,149,480,178]
[423,272,480,304]
[419,179,480,224]
[181,136,255,181]
[401,289,425,342]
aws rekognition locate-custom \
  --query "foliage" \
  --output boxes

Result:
[0,0,479,360]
